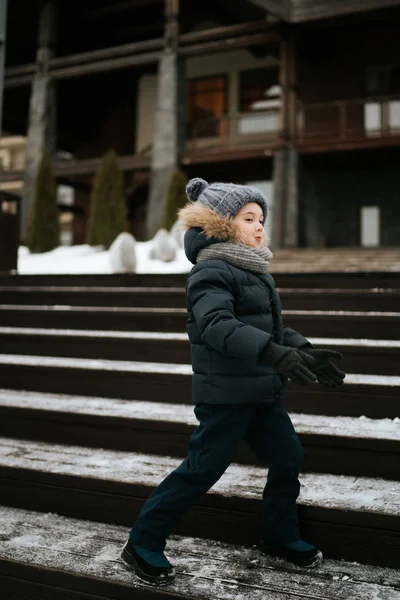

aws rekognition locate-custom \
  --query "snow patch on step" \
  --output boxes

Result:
[2,328,400,348]
[0,438,399,516]
[0,304,186,314]
[0,354,399,386]
[309,337,400,348]
[0,285,185,293]
[0,390,399,440]
[0,354,192,375]
[1,505,399,599]
[0,326,188,341]
[284,310,400,317]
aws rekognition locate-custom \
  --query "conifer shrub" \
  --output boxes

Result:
[161,167,188,231]
[86,149,126,248]
[25,151,60,253]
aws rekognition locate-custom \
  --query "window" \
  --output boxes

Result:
[365,65,400,96]
[365,65,400,132]
[239,68,281,135]
[186,76,227,138]
[239,67,279,113]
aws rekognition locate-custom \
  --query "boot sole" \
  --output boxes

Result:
[261,544,323,568]
[121,545,176,586]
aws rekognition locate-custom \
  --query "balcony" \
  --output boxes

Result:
[183,109,282,163]
[297,94,400,152]
[183,94,400,162]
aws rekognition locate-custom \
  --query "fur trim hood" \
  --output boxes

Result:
[179,202,247,244]
[179,201,247,265]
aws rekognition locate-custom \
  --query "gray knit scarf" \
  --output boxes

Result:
[197,242,273,274]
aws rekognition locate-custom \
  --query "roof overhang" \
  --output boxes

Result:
[247,0,291,21]
[247,0,400,22]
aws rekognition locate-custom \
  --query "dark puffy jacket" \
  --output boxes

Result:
[184,227,310,405]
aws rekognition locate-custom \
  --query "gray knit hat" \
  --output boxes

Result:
[186,178,268,225]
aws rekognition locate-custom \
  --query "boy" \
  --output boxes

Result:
[122,178,345,585]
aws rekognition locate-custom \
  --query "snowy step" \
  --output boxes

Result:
[0,390,399,479]
[2,270,398,288]
[1,284,400,311]
[0,438,399,568]
[0,354,398,419]
[1,304,400,339]
[1,506,399,600]
[0,327,399,375]
[0,285,187,308]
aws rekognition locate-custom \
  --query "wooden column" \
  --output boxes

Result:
[272,32,298,248]
[146,0,184,239]
[0,0,7,135]
[21,2,57,238]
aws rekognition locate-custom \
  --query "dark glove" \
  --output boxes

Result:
[260,341,317,386]
[301,347,346,388]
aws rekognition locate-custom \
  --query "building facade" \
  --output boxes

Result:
[2,0,400,247]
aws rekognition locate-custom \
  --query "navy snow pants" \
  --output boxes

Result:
[130,400,304,551]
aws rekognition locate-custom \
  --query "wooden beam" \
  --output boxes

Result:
[179,19,271,44]
[4,21,278,87]
[5,64,36,77]
[84,0,162,19]
[50,38,164,68]
[247,0,292,21]
[50,51,161,80]
[0,154,151,183]
[180,31,279,57]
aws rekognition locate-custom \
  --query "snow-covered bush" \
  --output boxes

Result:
[149,229,178,262]
[86,149,126,248]
[109,232,136,273]
[169,219,185,248]
[161,168,188,231]
[25,151,60,253]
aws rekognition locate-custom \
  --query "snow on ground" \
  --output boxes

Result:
[17,243,192,275]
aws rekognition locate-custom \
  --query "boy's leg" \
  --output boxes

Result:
[244,400,304,544]
[130,404,253,552]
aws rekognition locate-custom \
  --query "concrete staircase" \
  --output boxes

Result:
[0,272,399,600]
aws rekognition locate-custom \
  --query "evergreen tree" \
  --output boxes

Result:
[25,151,60,253]
[161,168,188,231]
[86,149,126,248]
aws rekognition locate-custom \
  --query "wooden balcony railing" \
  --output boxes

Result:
[296,95,400,144]
[188,95,400,153]
[188,109,281,151]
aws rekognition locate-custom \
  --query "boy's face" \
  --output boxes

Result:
[232,202,265,248]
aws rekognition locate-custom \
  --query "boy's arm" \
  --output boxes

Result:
[282,327,313,349]
[187,266,271,362]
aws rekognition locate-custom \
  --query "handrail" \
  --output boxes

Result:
[297,93,400,110]
[296,94,400,143]
[189,110,281,150]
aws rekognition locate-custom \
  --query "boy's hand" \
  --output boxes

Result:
[300,348,346,388]
[260,342,317,386]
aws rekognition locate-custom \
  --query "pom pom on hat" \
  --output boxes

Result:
[186,178,208,202]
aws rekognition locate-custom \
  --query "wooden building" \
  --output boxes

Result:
[2,0,400,247]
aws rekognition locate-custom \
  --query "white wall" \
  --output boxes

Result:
[136,75,158,153]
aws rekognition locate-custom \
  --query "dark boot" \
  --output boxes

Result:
[260,539,323,567]
[121,539,175,585]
